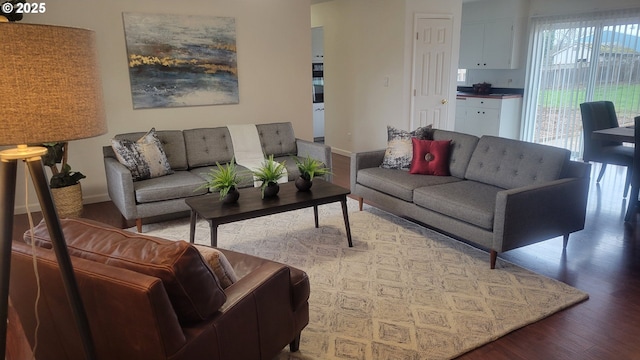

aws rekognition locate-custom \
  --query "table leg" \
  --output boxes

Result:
[210,221,218,247]
[625,185,639,222]
[189,210,197,243]
[313,205,319,228]
[340,197,353,247]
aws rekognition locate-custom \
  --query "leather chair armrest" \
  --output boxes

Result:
[215,262,299,359]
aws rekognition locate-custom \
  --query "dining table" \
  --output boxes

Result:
[592,125,636,221]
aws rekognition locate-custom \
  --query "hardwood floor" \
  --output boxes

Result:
[8,154,640,359]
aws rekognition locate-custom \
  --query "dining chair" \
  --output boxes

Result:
[580,101,633,197]
[625,116,640,222]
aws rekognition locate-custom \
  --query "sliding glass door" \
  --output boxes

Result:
[523,9,640,158]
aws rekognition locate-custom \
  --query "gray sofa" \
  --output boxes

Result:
[104,122,331,232]
[351,129,591,268]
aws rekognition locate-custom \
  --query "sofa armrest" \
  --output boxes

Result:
[216,262,301,358]
[296,138,332,182]
[350,150,385,194]
[104,157,137,221]
[493,176,590,252]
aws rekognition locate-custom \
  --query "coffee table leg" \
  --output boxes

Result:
[210,221,218,247]
[314,205,319,228]
[189,210,197,244]
[340,198,353,247]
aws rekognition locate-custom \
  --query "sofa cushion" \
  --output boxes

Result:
[114,130,188,171]
[111,128,174,181]
[190,165,255,189]
[409,138,451,176]
[183,127,235,168]
[432,129,479,179]
[380,125,433,171]
[193,244,238,288]
[256,122,297,157]
[357,167,462,202]
[274,154,302,181]
[465,136,570,189]
[135,171,207,203]
[25,218,227,324]
[413,180,501,230]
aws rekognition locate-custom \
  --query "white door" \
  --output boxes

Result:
[411,16,453,130]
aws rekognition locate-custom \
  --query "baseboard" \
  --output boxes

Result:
[331,147,351,157]
[13,193,111,215]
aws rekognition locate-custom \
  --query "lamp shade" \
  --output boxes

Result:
[0,23,107,146]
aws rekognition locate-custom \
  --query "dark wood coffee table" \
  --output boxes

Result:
[185,179,353,248]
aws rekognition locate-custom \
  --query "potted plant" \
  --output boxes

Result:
[294,155,332,191]
[196,158,243,203]
[42,142,86,218]
[253,155,287,198]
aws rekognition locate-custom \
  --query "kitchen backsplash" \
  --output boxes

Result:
[463,68,526,88]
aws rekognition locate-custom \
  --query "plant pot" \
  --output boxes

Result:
[222,187,240,203]
[263,182,280,198]
[51,183,83,218]
[295,176,312,192]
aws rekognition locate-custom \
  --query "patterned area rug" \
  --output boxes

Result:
[133,199,588,360]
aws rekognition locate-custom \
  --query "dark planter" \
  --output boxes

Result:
[295,176,312,192]
[222,187,240,203]
[263,182,280,198]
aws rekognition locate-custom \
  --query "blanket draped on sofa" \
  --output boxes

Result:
[227,124,288,187]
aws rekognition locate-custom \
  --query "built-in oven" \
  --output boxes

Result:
[312,63,324,103]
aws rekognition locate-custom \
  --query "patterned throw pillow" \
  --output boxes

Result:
[111,128,173,181]
[409,138,452,175]
[380,125,434,170]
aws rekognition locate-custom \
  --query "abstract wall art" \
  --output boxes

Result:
[123,12,239,109]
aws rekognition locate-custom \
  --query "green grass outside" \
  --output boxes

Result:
[540,83,640,113]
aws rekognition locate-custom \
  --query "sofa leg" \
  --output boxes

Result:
[490,250,497,269]
[563,234,569,249]
[358,197,363,211]
[136,218,142,233]
[289,333,301,352]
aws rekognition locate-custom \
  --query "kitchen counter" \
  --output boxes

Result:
[456,92,523,99]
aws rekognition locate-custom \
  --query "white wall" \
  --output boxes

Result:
[14,0,312,213]
[312,0,462,154]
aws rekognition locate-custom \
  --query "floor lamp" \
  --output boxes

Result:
[0,23,107,359]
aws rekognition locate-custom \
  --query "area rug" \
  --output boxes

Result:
[131,199,588,360]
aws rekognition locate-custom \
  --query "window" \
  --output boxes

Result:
[522,9,640,158]
[457,68,467,84]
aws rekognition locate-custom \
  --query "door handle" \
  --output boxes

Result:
[441,99,448,105]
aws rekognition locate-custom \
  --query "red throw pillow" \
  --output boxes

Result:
[409,138,451,175]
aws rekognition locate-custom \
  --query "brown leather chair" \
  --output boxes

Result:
[9,218,309,360]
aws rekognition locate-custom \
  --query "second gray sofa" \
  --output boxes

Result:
[104,122,331,232]
[351,129,591,268]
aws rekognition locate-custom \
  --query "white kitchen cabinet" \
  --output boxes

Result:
[459,18,521,69]
[454,96,521,139]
